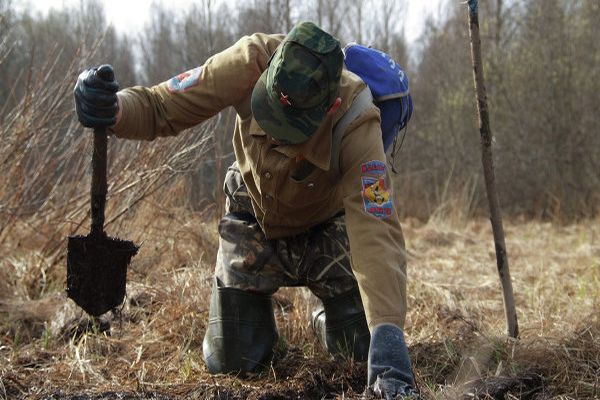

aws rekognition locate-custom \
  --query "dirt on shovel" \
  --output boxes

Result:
[66,99,138,317]
[67,234,137,317]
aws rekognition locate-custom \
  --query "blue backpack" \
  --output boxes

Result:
[331,44,413,176]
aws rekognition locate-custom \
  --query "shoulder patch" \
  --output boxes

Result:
[362,176,393,219]
[167,67,202,92]
[361,160,386,176]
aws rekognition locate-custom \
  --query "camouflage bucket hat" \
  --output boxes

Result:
[251,21,343,144]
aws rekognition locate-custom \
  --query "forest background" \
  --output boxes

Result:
[2,0,598,221]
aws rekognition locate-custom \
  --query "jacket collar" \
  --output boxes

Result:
[272,115,333,170]
[249,114,333,171]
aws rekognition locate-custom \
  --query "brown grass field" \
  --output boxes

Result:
[1,206,598,399]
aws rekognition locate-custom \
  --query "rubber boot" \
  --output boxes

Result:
[311,287,370,361]
[202,279,278,375]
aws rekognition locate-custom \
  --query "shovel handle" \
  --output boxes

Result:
[91,127,108,237]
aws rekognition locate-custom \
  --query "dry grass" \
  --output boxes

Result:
[0,211,598,399]
[404,217,600,399]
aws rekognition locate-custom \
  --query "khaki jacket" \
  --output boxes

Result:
[110,33,407,330]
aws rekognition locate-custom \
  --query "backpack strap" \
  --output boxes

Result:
[374,90,410,102]
[330,87,373,180]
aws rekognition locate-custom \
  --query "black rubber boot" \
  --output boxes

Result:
[311,287,370,361]
[202,279,278,375]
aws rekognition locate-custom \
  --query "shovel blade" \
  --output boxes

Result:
[67,234,138,317]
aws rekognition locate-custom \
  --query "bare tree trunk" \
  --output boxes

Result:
[495,0,503,48]
[466,0,518,338]
[380,1,396,52]
[325,0,345,37]
[284,0,291,32]
[354,0,363,43]
[266,0,272,32]
[206,0,214,53]
[316,0,323,27]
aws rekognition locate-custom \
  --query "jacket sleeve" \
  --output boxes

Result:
[109,33,284,140]
[339,110,408,331]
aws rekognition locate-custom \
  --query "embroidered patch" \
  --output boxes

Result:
[361,160,386,175]
[362,176,393,219]
[167,67,202,92]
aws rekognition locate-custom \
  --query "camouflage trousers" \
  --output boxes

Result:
[215,163,359,301]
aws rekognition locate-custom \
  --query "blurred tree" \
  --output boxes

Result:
[397,4,479,219]
[398,0,599,220]
[138,1,239,211]
[493,0,599,218]
[1,0,597,220]
[139,4,178,84]
[0,0,136,114]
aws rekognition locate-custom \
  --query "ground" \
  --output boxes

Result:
[1,209,599,399]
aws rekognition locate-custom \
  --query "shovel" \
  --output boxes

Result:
[67,117,138,316]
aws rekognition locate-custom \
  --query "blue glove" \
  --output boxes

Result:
[73,64,119,128]
[366,324,418,399]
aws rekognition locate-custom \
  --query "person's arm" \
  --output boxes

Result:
[110,33,284,140]
[338,112,417,399]
[339,113,407,331]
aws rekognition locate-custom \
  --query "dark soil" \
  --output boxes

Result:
[24,358,548,400]
[464,371,546,400]
[67,234,138,316]
[12,347,367,400]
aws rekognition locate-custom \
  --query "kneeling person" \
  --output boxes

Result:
[74,21,416,399]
